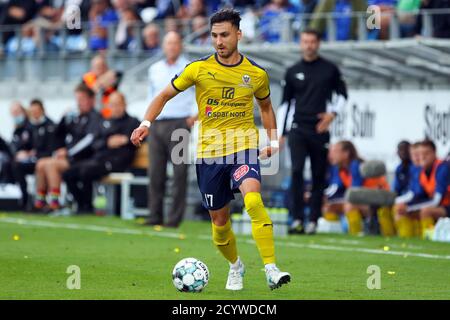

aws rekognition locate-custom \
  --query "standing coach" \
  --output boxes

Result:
[145,31,197,228]
[281,28,348,235]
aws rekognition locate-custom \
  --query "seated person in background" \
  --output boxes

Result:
[322,142,349,222]
[11,99,56,210]
[394,140,450,238]
[259,0,300,43]
[142,23,161,54]
[393,141,422,237]
[393,140,412,196]
[63,92,139,213]
[34,83,102,211]
[396,0,421,38]
[331,140,390,235]
[82,54,123,118]
[9,101,32,158]
[191,15,210,45]
[309,0,368,41]
[0,136,14,184]
[115,7,141,51]
[88,0,119,51]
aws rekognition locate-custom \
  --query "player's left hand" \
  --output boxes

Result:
[259,146,279,160]
[316,112,336,133]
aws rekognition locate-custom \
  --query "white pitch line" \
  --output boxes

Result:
[2,217,450,261]
[0,217,182,239]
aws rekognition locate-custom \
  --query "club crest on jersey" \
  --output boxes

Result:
[205,106,213,117]
[233,165,250,181]
[242,74,251,84]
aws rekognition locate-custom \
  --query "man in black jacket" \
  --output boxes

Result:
[34,83,102,211]
[11,99,56,209]
[10,101,32,157]
[281,29,348,234]
[0,136,14,184]
[63,92,140,213]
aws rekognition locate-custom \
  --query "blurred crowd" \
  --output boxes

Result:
[0,0,449,57]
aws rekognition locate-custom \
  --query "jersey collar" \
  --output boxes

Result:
[214,53,244,67]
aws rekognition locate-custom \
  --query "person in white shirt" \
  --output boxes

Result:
[145,31,197,228]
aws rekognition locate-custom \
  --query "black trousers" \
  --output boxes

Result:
[63,159,108,211]
[288,128,329,224]
[11,161,36,207]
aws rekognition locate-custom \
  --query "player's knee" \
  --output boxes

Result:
[211,220,232,244]
[244,192,271,223]
[244,192,263,210]
[420,207,432,219]
[35,159,44,171]
[344,202,356,212]
[211,215,228,227]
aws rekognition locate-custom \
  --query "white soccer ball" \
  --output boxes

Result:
[172,257,209,292]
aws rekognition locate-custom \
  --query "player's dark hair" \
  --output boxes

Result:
[30,99,44,111]
[301,28,321,40]
[338,140,363,162]
[420,139,436,152]
[210,8,241,29]
[75,82,95,98]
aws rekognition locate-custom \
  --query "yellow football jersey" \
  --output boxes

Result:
[171,53,270,159]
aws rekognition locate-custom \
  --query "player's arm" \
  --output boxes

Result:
[408,164,450,211]
[256,96,278,160]
[317,66,348,133]
[130,84,179,146]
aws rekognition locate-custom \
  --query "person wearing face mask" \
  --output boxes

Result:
[63,92,139,213]
[11,99,56,210]
[0,135,14,184]
[34,83,102,212]
[9,101,32,157]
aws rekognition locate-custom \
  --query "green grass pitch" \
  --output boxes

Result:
[1,212,450,300]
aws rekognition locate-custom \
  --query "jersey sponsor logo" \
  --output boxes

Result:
[222,87,235,99]
[233,165,250,181]
[205,110,246,118]
[251,167,259,176]
[206,98,219,106]
[207,98,219,106]
[207,71,217,80]
[296,72,305,80]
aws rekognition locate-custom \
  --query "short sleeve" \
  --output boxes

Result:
[436,163,450,195]
[350,160,364,187]
[171,62,198,92]
[254,71,270,100]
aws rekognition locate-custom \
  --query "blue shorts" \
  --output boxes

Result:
[196,149,261,210]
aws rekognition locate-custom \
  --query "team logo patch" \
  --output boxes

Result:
[233,165,250,181]
[296,72,305,80]
[205,106,213,117]
[222,87,235,99]
[242,74,251,84]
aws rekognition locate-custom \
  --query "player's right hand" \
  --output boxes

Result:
[130,126,149,147]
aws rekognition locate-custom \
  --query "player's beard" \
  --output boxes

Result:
[216,45,237,59]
